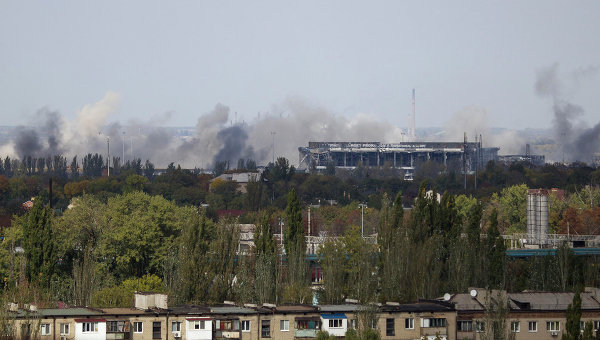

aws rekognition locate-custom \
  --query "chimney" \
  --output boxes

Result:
[410,89,416,140]
[134,292,168,310]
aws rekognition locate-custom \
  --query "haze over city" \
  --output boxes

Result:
[1,1,599,167]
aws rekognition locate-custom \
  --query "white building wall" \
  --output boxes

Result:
[74,321,106,340]
[320,318,347,337]
[185,319,212,340]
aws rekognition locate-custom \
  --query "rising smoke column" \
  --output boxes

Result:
[535,64,600,163]
[0,93,420,168]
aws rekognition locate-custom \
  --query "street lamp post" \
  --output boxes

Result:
[358,203,367,237]
[106,136,110,177]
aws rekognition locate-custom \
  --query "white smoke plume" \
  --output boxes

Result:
[1,93,409,168]
[434,106,526,155]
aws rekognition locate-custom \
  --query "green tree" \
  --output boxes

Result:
[254,214,278,303]
[98,191,186,280]
[486,208,506,288]
[316,330,337,340]
[55,195,107,306]
[318,237,347,304]
[207,220,240,303]
[581,321,593,340]
[21,198,56,288]
[284,189,304,254]
[124,174,147,193]
[344,226,377,303]
[92,274,164,307]
[283,189,310,303]
[563,289,582,340]
[479,291,515,340]
[175,211,213,303]
[494,184,528,233]
[466,201,483,286]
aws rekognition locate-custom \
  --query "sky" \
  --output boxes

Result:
[1,1,599,131]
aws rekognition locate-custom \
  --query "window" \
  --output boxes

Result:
[405,318,414,330]
[475,321,485,333]
[261,320,271,338]
[328,319,343,328]
[371,318,377,329]
[82,322,98,333]
[457,321,473,332]
[547,321,560,332]
[296,320,320,330]
[511,321,520,333]
[241,320,250,332]
[580,321,586,332]
[59,323,70,336]
[215,320,238,331]
[189,320,206,330]
[422,318,447,328]
[594,320,600,331]
[133,322,143,333]
[386,318,395,336]
[41,324,51,336]
[529,321,538,332]
[107,321,130,333]
[152,322,161,339]
[349,319,357,329]
[280,320,289,332]
[171,322,181,332]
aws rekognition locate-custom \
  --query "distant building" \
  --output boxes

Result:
[298,141,499,176]
[210,172,260,194]
[498,154,545,166]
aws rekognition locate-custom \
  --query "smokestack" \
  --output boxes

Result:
[411,89,416,140]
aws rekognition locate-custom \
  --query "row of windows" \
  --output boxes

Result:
[457,320,600,333]
[385,318,420,337]
[31,317,600,339]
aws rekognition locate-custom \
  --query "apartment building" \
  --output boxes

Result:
[449,287,600,340]
[6,290,600,340]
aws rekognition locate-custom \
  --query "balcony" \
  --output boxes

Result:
[295,329,318,338]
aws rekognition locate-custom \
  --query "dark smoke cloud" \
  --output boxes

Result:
[213,125,255,166]
[14,127,42,157]
[535,64,600,163]
[13,108,66,157]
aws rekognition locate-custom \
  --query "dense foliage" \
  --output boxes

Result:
[0,155,599,309]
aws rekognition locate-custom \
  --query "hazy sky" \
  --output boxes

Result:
[1,1,599,129]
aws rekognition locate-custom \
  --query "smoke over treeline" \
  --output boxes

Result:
[534,64,600,163]
[3,68,597,169]
[0,94,405,168]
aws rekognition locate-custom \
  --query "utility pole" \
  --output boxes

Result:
[271,132,276,165]
[107,136,110,177]
[463,132,467,190]
[122,131,126,164]
[271,131,276,202]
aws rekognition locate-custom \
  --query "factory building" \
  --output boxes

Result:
[298,141,499,177]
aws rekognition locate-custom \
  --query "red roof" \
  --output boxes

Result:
[217,210,245,218]
[75,319,106,323]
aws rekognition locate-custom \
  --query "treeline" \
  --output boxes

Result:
[2,183,598,310]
